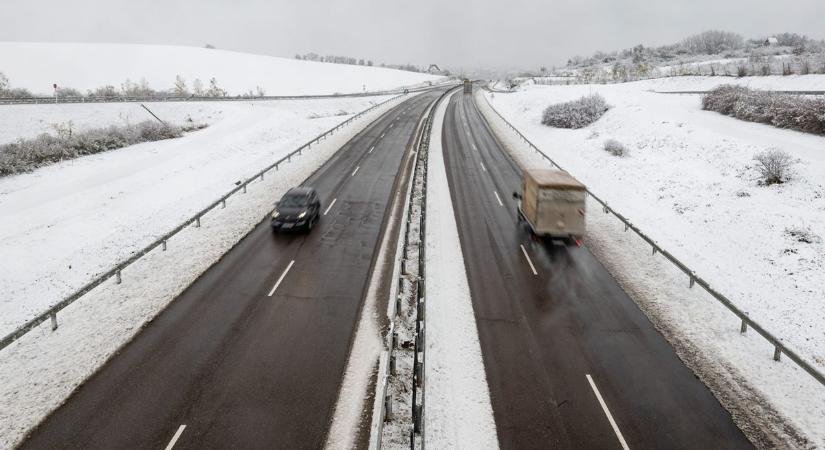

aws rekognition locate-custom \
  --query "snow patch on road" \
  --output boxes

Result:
[424,92,499,449]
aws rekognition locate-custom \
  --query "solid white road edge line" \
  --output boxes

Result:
[268,260,295,297]
[493,190,503,206]
[369,145,375,153]
[164,425,186,450]
[480,161,486,172]
[351,166,360,177]
[586,374,631,450]
[519,244,538,276]
[324,198,337,216]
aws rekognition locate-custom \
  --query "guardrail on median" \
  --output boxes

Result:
[370,86,458,450]
[477,89,825,389]
[0,93,410,353]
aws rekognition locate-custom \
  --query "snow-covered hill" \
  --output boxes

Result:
[0,42,443,96]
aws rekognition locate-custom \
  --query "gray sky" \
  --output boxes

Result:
[1,0,823,71]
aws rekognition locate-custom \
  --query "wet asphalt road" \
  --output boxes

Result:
[19,90,444,450]
[439,91,754,449]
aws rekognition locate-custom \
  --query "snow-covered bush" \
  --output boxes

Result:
[542,94,610,129]
[0,121,206,176]
[702,85,825,135]
[752,149,794,185]
[603,139,628,157]
[785,226,822,244]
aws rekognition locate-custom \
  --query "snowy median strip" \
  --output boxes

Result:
[0,92,417,450]
[423,90,498,449]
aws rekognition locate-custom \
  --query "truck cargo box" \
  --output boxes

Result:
[517,169,586,240]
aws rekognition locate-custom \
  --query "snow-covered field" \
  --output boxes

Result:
[482,76,825,446]
[0,100,232,145]
[0,93,414,450]
[0,95,396,337]
[0,42,443,96]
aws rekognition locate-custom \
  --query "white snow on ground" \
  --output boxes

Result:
[479,80,825,447]
[639,74,825,91]
[424,92,498,449]
[0,42,443,96]
[0,95,395,336]
[0,94,411,450]
[0,100,232,145]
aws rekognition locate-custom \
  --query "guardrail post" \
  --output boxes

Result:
[390,353,397,376]
[116,270,122,284]
[162,240,167,251]
[243,184,247,193]
[260,172,264,181]
[385,394,393,421]
[774,346,781,361]
[50,312,58,331]
[652,245,657,256]
[603,204,609,214]
[196,216,201,228]
[221,199,226,209]
[740,319,747,334]
[689,273,695,288]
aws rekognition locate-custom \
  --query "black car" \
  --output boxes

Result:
[271,187,321,232]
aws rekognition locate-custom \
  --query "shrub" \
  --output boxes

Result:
[785,226,822,244]
[603,139,629,157]
[0,120,206,176]
[702,85,825,135]
[541,94,610,129]
[752,149,793,185]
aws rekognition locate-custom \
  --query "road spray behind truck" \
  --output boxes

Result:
[514,169,586,245]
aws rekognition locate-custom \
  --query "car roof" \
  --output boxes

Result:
[284,186,316,197]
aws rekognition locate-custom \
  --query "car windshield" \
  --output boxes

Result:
[279,194,308,208]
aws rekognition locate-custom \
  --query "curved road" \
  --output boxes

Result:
[20,90,445,449]
[439,91,754,449]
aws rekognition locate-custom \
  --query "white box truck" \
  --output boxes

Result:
[514,169,586,244]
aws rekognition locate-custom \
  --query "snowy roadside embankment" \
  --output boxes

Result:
[0,96,394,336]
[0,93,414,450]
[478,81,825,447]
[0,42,443,96]
[424,92,498,449]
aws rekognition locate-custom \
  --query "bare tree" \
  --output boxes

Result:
[173,75,189,96]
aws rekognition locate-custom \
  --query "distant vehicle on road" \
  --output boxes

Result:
[271,187,321,232]
[463,78,472,94]
[513,169,586,245]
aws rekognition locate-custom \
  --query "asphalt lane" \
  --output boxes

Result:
[440,91,754,449]
[20,90,443,450]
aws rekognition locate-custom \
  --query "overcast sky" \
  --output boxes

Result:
[1,0,823,70]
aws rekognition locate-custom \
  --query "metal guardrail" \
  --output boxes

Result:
[477,89,825,389]
[370,86,458,450]
[0,93,410,353]
[0,82,456,106]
